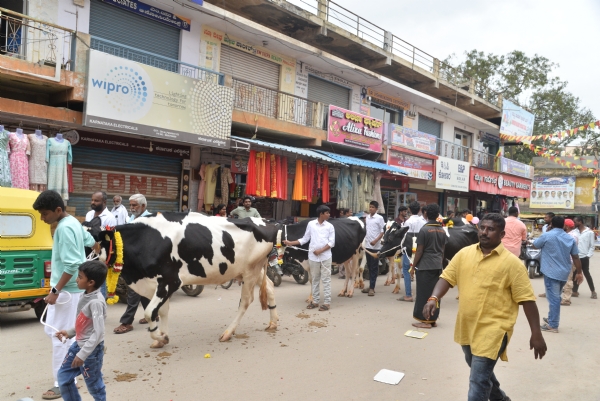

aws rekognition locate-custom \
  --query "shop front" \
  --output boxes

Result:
[469,167,532,217]
[435,156,470,216]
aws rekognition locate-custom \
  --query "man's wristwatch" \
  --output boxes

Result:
[50,287,60,295]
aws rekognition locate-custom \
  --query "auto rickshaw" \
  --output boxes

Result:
[0,187,52,318]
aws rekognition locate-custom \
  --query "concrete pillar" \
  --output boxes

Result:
[433,58,440,89]
[469,77,475,94]
[497,94,503,108]
[383,30,393,52]
[317,0,328,20]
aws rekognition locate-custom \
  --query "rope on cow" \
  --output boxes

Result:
[268,304,277,309]
[106,231,124,305]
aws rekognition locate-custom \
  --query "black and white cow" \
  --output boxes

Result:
[378,220,479,293]
[277,216,366,298]
[98,212,279,348]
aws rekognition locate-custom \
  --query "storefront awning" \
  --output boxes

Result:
[231,136,347,166]
[312,150,408,175]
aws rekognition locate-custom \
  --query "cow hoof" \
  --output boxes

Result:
[265,321,277,332]
[392,288,400,294]
[391,279,396,285]
[384,281,390,286]
[150,340,165,349]
[338,292,346,297]
[347,293,353,298]
[359,283,365,289]
[219,331,233,342]
[353,282,359,288]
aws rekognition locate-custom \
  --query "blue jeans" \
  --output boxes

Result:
[58,341,106,401]
[544,275,566,328]
[100,281,107,300]
[462,335,508,401]
[402,254,412,297]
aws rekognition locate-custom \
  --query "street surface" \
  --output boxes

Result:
[2,254,599,401]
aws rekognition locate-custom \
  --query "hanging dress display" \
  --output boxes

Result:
[28,133,48,191]
[292,159,304,201]
[8,131,30,189]
[197,164,207,211]
[373,171,385,213]
[0,128,11,187]
[46,137,72,200]
[220,166,234,206]
[336,167,351,209]
[204,163,220,209]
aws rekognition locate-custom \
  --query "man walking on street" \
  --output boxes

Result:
[502,206,527,258]
[560,219,580,306]
[284,205,335,311]
[533,216,583,333]
[423,213,547,401]
[362,201,386,296]
[542,212,555,233]
[398,201,426,301]
[572,216,596,299]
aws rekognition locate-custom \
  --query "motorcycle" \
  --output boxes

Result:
[272,247,310,284]
[521,240,541,279]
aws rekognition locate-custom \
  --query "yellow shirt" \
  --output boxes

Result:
[440,243,535,361]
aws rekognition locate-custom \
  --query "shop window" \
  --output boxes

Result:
[454,129,472,148]
[446,197,469,215]
[370,103,403,125]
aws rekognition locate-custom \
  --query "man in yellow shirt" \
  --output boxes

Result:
[423,213,547,401]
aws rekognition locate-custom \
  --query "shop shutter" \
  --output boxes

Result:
[89,0,181,69]
[418,115,442,138]
[220,45,280,89]
[307,75,350,109]
[69,147,182,216]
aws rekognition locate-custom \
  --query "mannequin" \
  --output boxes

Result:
[46,133,72,200]
[28,129,48,192]
[0,124,11,187]
[8,127,30,189]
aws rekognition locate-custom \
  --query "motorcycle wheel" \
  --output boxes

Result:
[220,280,234,289]
[528,265,536,279]
[331,265,339,275]
[272,273,282,287]
[293,270,309,285]
[181,285,204,297]
[379,258,389,275]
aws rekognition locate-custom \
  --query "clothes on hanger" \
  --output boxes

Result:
[246,151,257,195]
[373,172,385,213]
[220,165,234,205]
[0,128,11,187]
[28,133,48,191]
[46,136,72,200]
[8,131,30,189]
[204,163,220,208]
[292,159,303,201]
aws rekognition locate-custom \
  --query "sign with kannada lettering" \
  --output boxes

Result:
[390,124,437,154]
[101,0,191,31]
[470,167,532,198]
[530,176,575,209]
[387,149,434,180]
[84,50,233,148]
[327,105,383,152]
[500,99,535,137]
[435,156,469,192]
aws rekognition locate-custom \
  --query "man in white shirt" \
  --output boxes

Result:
[85,191,117,229]
[542,212,555,233]
[361,201,386,296]
[398,202,426,301]
[284,205,335,311]
[111,195,129,225]
[572,216,596,299]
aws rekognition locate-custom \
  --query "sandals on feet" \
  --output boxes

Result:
[319,304,330,311]
[306,303,318,309]
[42,387,62,400]
[114,324,133,334]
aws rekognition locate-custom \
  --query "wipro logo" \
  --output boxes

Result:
[91,63,153,120]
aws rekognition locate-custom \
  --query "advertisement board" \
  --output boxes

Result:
[530,176,576,209]
[387,149,434,181]
[470,167,532,198]
[435,156,469,192]
[500,99,535,137]
[389,124,437,155]
[499,157,533,179]
[84,50,233,148]
[101,0,191,31]
[327,105,383,152]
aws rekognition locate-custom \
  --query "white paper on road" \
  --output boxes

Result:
[374,369,405,385]
[404,330,428,339]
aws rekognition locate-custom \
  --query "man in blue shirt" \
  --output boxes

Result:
[533,216,583,333]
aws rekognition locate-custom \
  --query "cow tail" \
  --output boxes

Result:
[259,265,268,311]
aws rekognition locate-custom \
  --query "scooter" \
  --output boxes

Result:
[521,240,541,279]
[267,248,283,287]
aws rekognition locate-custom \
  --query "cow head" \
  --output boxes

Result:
[378,222,409,258]
[97,229,118,266]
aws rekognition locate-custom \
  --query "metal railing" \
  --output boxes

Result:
[288,0,501,106]
[0,7,74,70]
[90,36,224,85]
[232,77,321,128]
[472,149,497,171]
[437,138,470,163]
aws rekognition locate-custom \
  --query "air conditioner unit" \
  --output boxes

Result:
[405,110,416,119]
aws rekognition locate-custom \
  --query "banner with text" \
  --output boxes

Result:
[84,50,233,148]
[470,167,532,198]
[327,105,383,152]
[530,176,576,209]
[387,149,434,181]
[435,156,469,192]
[499,157,533,179]
[389,124,437,154]
[101,0,191,30]
[500,99,535,137]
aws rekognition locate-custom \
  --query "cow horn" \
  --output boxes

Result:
[364,249,379,258]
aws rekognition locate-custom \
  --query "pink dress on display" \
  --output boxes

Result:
[8,132,30,189]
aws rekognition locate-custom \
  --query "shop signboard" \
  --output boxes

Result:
[327,105,383,152]
[231,155,249,174]
[101,0,191,31]
[76,131,190,158]
[435,156,469,192]
[499,157,533,179]
[530,176,576,209]
[500,99,535,137]
[84,50,233,148]
[389,124,437,155]
[470,167,532,198]
[387,148,434,181]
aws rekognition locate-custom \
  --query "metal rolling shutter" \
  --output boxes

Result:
[89,0,180,61]
[220,45,280,89]
[307,75,350,109]
[418,115,442,138]
[69,147,182,216]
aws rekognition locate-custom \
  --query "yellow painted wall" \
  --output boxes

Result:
[575,177,595,206]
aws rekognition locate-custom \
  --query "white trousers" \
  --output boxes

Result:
[44,291,81,387]
[309,258,332,305]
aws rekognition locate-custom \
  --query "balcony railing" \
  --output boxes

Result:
[0,7,74,69]
[472,149,497,170]
[437,139,470,162]
[232,77,321,128]
[90,36,224,85]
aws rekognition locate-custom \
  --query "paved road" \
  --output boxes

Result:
[2,254,599,401]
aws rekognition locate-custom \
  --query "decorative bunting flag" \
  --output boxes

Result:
[500,119,600,142]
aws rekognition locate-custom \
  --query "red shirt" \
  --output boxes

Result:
[502,216,527,257]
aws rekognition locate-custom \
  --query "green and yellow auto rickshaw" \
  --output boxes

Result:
[0,187,52,318]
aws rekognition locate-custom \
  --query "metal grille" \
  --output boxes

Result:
[89,0,180,70]
[220,45,280,89]
[307,75,350,128]
[418,115,442,138]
